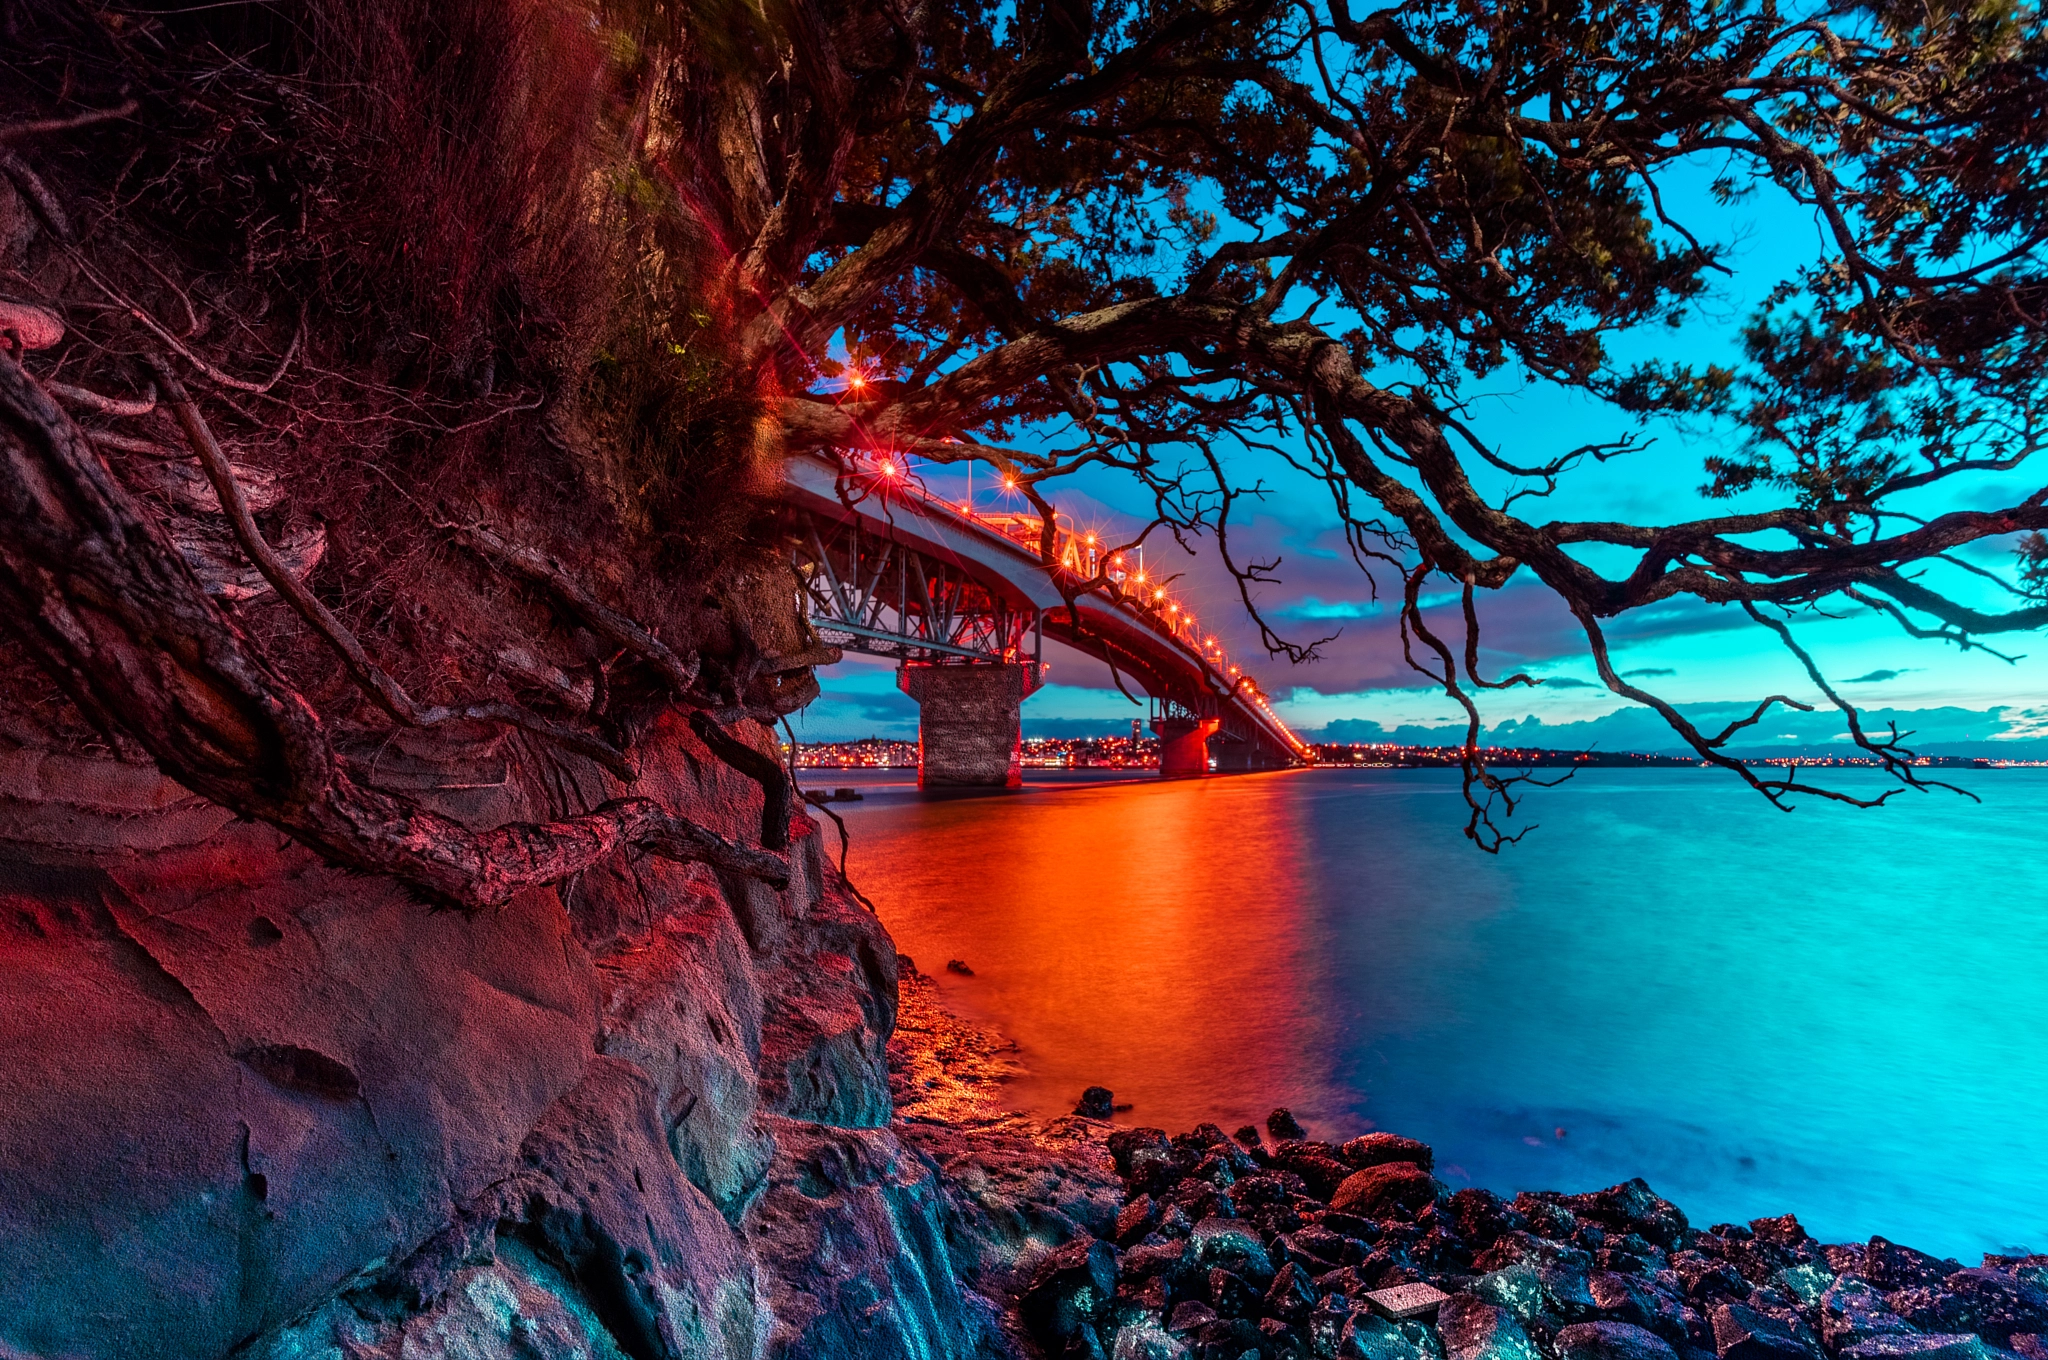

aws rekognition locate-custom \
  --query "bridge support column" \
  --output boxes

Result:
[1153,715,1219,778]
[898,662,1043,788]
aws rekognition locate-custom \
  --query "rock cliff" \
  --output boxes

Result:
[0,711,1061,1360]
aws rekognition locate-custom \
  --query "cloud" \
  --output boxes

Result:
[1279,596,1382,620]
[1538,677,1599,689]
[1622,666,1677,678]
[1843,668,1914,683]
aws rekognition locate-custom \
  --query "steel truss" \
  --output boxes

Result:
[789,509,1040,664]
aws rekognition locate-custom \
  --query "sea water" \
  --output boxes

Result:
[822,765,2048,1262]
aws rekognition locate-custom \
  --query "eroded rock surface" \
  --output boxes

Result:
[0,715,955,1360]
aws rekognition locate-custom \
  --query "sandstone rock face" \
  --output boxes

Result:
[0,712,959,1360]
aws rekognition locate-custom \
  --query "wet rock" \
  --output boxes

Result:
[1752,1217,1818,1252]
[1558,1321,1684,1360]
[1267,1261,1320,1322]
[1863,1239,1958,1291]
[1776,1265,1837,1308]
[1326,1211,1386,1244]
[1111,1128,1183,1192]
[1892,1269,2048,1346]
[1022,1236,1121,1358]
[1194,1315,1266,1355]
[1439,1294,1543,1360]
[1282,1148,1367,1200]
[1476,1264,1558,1330]
[945,958,975,975]
[1118,1194,1163,1246]
[1271,1109,1311,1141]
[1711,1302,1821,1360]
[1513,1194,1582,1241]
[1820,1278,1918,1353]
[1565,1180,1691,1253]
[1209,1266,1261,1318]
[1113,1322,1192,1360]
[1236,1125,1269,1151]
[1673,1252,1754,1306]
[1078,1086,1117,1119]
[1590,1271,1699,1348]
[1190,1215,1276,1284]
[1841,1336,1989,1360]
[1345,1134,1438,1174]
[1350,1312,1428,1360]
[1310,1292,1355,1355]
[1475,1234,1597,1317]
[1447,1190,1530,1252]
[1293,1225,1367,1268]
[1334,1163,1438,1220]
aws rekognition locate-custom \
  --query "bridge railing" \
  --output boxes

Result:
[851,452,1310,759]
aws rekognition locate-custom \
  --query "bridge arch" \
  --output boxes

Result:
[781,449,1307,785]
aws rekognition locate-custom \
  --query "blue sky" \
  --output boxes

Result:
[798,160,2048,749]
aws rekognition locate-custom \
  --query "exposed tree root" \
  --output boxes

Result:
[0,354,785,909]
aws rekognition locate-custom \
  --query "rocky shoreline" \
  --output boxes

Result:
[886,970,2048,1360]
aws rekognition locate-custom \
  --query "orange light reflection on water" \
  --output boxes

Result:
[844,772,1353,1133]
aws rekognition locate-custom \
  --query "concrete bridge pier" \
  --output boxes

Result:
[1153,713,1220,778]
[898,662,1043,788]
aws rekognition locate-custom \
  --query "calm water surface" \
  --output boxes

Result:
[822,765,2048,1261]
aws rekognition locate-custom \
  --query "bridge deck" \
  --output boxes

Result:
[782,450,1307,762]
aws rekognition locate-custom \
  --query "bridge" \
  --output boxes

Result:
[780,447,1308,787]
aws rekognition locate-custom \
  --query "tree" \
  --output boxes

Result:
[0,0,2042,896]
[716,0,2048,842]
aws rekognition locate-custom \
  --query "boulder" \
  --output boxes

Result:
[1349,1311,1427,1360]
[1311,1293,1355,1355]
[1820,1279,1917,1353]
[1557,1321,1684,1360]
[1712,1302,1821,1360]
[1270,1108,1310,1141]
[1112,1323,1191,1360]
[1751,1217,1817,1251]
[1333,1163,1437,1220]
[1841,1337,1987,1360]
[1438,1294,1542,1360]
[1447,1189,1529,1250]
[1776,1265,1837,1308]
[1189,1215,1275,1284]
[1021,1237,1120,1357]
[1117,1194,1161,1246]
[1077,1086,1116,1119]
[1673,1252,1754,1305]
[1280,1149,1363,1200]
[1590,1271,1698,1348]
[1476,1265,1557,1329]
[1345,1134,1437,1173]
[1565,1180,1691,1252]
[1266,1261,1319,1323]
[1863,1239,1958,1291]
[1209,1266,1260,1318]
[1108,1128,1181,1190]
[1894,1270,2048,1346]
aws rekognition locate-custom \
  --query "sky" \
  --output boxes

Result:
[795,159,2048,753]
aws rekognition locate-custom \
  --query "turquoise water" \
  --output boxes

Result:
[824,765,2048,1262]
